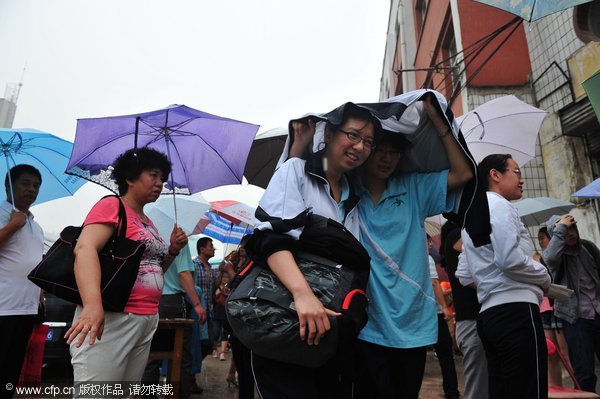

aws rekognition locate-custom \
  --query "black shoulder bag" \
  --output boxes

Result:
[226,215,371,368]
[28,195,146,312]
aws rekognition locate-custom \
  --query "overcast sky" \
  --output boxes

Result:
[0,0,390,139]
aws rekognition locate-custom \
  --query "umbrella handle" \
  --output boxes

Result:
[3,155,16,211]
[165,145,178,225]
[1,133,22,211]
[170,191,178,227]
[159,110,179,225]
[161,109,178,227]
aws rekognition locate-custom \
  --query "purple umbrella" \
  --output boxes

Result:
[66,105,260,195]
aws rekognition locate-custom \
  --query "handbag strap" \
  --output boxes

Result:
[296,251,340,268]
[98,194,128,241]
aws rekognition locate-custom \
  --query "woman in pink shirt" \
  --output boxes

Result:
[65,148,188,388]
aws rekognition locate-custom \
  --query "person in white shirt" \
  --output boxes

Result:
[0,164,44,399]
[248,104,376,399]
[456,154,551,399]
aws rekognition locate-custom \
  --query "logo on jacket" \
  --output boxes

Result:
[393,198,404,207]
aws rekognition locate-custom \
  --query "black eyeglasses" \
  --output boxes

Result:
[504,168,522,179]
[338,129,376,149]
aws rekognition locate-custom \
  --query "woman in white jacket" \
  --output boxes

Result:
[456,153,551,399]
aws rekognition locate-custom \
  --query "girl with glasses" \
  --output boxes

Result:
[245,104,378,398]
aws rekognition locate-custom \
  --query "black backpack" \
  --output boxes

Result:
[225,215,371,368]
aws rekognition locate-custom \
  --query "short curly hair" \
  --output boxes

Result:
[112,147,172,195]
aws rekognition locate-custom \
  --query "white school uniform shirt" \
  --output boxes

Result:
[0,201,44,315]
[456,192,550,312]
[254,157,359,238]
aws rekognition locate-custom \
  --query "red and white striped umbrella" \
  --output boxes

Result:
[209,200,257,227]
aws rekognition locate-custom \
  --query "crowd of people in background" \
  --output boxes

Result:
[2,91,600,399]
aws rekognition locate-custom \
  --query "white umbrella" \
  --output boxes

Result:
[456,95,548,167]
[425,214,447,237]
[144,192,211,239]
[572,177,600,199]
[513,196,575,227]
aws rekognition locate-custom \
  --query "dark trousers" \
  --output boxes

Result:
[142,294,193,399]
[354,340,427,399]
[477,302,547,399]
[252,350,347,399]
[230,334,255,399]
[433,314,460,399]
[0,315,35,399]
[561,313,600,393]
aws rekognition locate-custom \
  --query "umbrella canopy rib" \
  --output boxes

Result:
[25,152,81,193]
[1,128,86,205]
[141,126,240,182]
[463,143,534,158]
[461,112,547,139]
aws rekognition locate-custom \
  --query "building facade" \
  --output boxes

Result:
[381,0,600,243]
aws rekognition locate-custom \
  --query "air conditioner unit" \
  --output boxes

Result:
[574,0,600,43]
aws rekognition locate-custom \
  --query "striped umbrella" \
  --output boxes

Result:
[193,212,251,244]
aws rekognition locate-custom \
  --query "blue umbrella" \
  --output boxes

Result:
[572,178,600,199]
[475,0,593,22]
[0,128,86,206]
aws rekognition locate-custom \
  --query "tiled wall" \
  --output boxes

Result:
[525,10,584,112]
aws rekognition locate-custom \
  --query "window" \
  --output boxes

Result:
[439,23,461,100]
[415,0,429,39]
[446,35,461,91]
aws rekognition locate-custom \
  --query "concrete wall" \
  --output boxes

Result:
[525,9,600,243]
[526,10,583,111]
[539,112,600,243]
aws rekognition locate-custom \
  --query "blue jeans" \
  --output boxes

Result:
[561,314,600,393]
